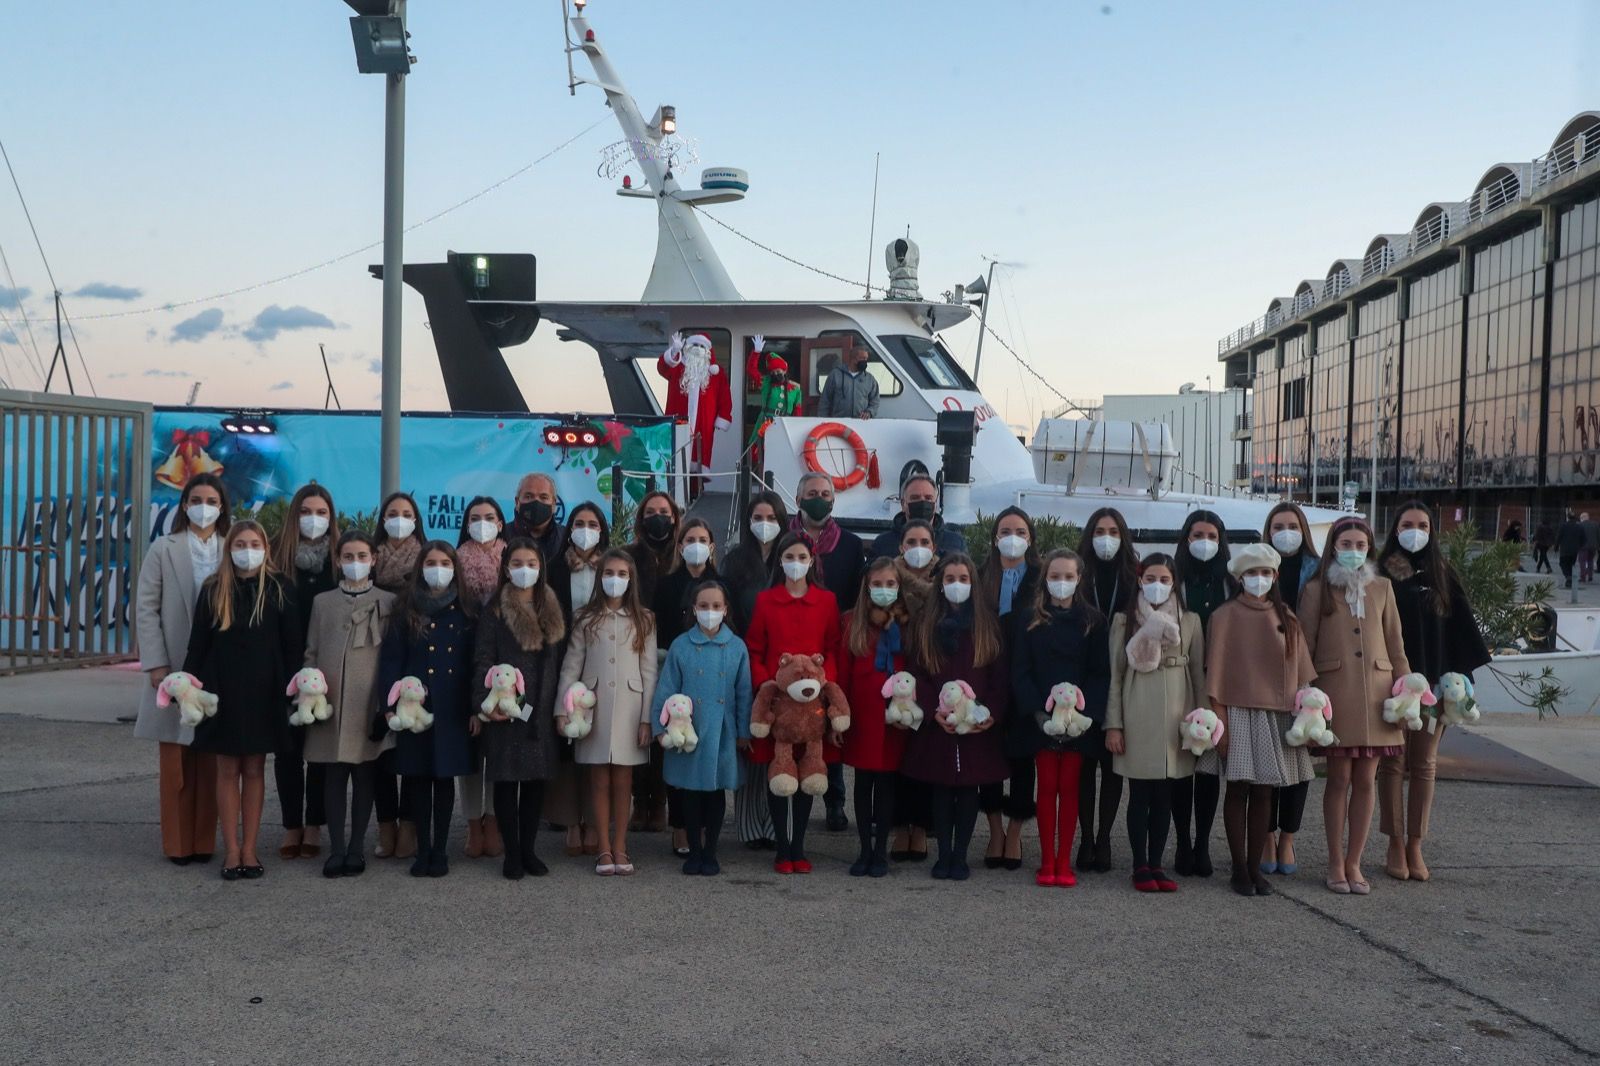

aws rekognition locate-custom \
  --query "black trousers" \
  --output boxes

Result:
[894,773,932,831]
[1533,545,1551,573]
[633,746,667,816]
[275,728,326,830]
[930,784,980,865]
[1268,780,1309,834]
[492,780,545,861]
[826,762,846,811]
[1126,778,1174,869]
[978,755,1037,820]
[321,760,375,859]
[405,775,455,857]
[372,748,401,823]
[768,792,814,862]
[852,769,896,857]
[1078,748,1122,844]
[679,789,727,861]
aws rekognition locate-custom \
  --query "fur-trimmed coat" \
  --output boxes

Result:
[1380,552,1491,684]
[471,583,566,782]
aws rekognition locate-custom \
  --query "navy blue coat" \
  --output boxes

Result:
[377,599,476,778]
[1010,602,1112,758]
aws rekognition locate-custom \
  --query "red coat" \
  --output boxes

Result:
[657,351,732,469]
[839,616,908,772]
[745,583,841,765]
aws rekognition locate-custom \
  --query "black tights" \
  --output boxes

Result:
[1078,749,1122,851]
[373,749,400,823]
[275,729,326,830]
[1172,771,1220,858]
[768,792,814,862]
[321,761,375,860]
[853,770,897,859]
[931,784,980,867]
[678,789,727,861]
[1268,781,1309,834]
[406,775,455,857]
[492,780,545,864]
[1223,781,1273,883]
[1125,779,1174,869]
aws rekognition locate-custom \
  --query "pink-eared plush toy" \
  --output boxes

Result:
[1042,681,1092,738]
[1180,708,1224,757]
[285,667,331,726]
[938,679,991,735]
[1382,672,1435,732]
[157,670,218,728]
[559,681,597,739]
[881,671,924,729]
[658,693,699,752]
[1285,686,1337,747]
[480,663,527,722]
[386,676,432,733]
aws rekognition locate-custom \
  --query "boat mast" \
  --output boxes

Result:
[566,5,741,302]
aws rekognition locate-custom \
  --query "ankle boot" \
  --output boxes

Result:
[482,814,505,858]
[374,821,398,859]
[394,820,418,860]
[464,816,485,858]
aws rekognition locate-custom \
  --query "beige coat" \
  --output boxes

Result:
[557,608,659,767]
[133,533,206,745]
[1106,611,1207,780]
[1297,573,1411,749]
[302,584,396,764]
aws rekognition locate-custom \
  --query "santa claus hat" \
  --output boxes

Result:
[685,334,713,351]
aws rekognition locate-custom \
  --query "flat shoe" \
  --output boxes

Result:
[1326,878,1351,894]
[220,865,241,882]
[240,865,265,880]
[595,853,616,876]
[343,856,366,877]
[1349,878,1371,895]
[322,855,345,879]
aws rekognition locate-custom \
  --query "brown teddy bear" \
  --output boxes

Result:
[750,652,851,797]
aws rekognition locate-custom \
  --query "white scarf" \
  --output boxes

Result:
[1126,597,1180,674]
[1323,561,1376,620]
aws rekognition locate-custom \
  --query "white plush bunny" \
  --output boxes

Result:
[1285,686,1338,747]
[938,680,991,735]
[1383,672,1435,732]
[286,667,331,727]
[386,676,432,733]
[559,681,597,739]
[1042,681,1092,738]
[479,663,526,722]
[158,671,218,728]
[881,670,924,729]
[658,693,699,752]
[1179,708,1225,757]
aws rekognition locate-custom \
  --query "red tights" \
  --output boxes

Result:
[1035,750,1083,876]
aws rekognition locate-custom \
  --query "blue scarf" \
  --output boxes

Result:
[874,619,902,674]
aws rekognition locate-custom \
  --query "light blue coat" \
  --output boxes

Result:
[650,624,753,791]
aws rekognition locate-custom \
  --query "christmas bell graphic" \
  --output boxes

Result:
[154,428,224,489]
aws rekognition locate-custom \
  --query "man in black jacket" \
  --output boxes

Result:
[868,473,968,560]
[1556,512,1585,588]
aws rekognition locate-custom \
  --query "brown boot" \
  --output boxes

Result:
[482,814,505,858]
[374,821,398,858]
[394,820,417,860]
[464,815,486,858]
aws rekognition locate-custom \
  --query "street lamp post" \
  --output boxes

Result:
[346,0,414,498]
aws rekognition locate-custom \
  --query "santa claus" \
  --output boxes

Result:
[657,331,733,476]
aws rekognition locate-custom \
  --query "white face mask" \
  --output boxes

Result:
[422,565,454,590]
[508,565,540,589]
[468,519,499,544]
[1141,581,1172,606]
[341,560,372,583]
[997,534,1029,561]
[1188,538,1218,562]
[231,547,265,572]
[570,526,601,552]
[384,516,416,540]
[782,559,810,583]
[601,574,630,598]
[1397,528,1430,553]
[1270,528,1303,554]
[1092,534,1121,561]
[1242,574,1274,598]
[298,513,329,540]
[696,609,725,632]
[681,542,711,566]
[1047,579,1077,601]
[903,546,933,569]
[942,580,972,605]
[750,519,781,545]
[186,502,221,530]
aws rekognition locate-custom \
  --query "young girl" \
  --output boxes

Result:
[745,533,842,874]
[184,520,300,880]
[377,540,477,877]
[473,538,565,880]
[303,530,395,878]
[557,548,658,875]
[628,490,680,836]
[1298,516,1410,895]
[454,494,509,861]
[1012,549,1110,887]
[888,519,939,861]
[1201,543,1317,897]
[1105,553,1206,892]
[370,490,426,860]
[1075,506,1137,873]
[1261,501,1322,877]
[134,472,228,865]
[1169,510,1230,879]
[651,580,753,876]
[1377,500,1490,882]
[978,506,1040,871]
[270,483,339,861]
[900,553,1010,882]
[652,517,720,856]
[721,493,786,849]
[839,558,911,877]
[546,502,609,856]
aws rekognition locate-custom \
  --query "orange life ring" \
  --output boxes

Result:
[802,422,880,492]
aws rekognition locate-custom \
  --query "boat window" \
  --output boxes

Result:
[877,334,975,391]
[815,330,904,397]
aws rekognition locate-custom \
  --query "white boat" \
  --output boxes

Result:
[1475,608,1600,717]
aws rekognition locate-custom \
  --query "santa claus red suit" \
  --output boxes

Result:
[657,332,733,473]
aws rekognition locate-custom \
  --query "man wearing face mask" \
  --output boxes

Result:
[817,343,880,420]
[869,474,967,561]
[507,472,566,565]
[792,471,866,611]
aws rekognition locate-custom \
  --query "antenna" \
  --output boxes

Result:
[185,382,202,407]
[42,290,75,395]
[863,152,880,299]
[320,344,343,410]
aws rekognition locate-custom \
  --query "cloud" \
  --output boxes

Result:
[107,371,129,380]
[0,286,30,309]
[169,308,224,343]
[0,328,16,345]
[71,282,143,301]
[366,358,382,374]
[269,381,293,391]
[242,304,335,343]
[144,327,158,341]
[142,367,189,378]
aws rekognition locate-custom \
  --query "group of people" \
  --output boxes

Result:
[1551,511,1600,586]
[134,466,1489,896]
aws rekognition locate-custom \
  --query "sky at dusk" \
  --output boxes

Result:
[1,0,1597,428]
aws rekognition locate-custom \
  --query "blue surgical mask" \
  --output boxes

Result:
[1337,550,1367,572]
